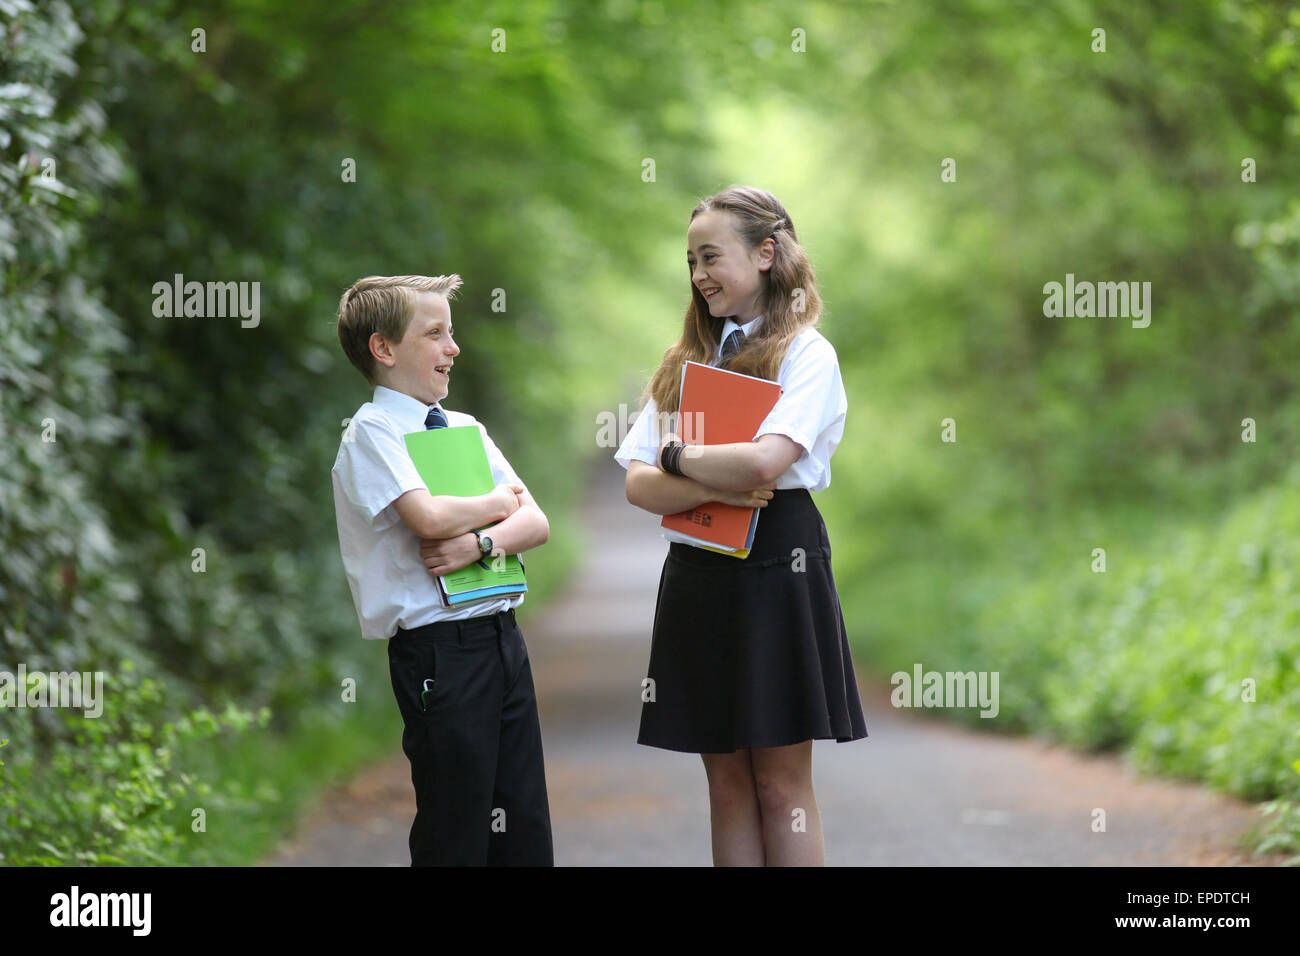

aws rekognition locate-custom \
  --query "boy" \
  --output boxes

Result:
[331,273,553,866]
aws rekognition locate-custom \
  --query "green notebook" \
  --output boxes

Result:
[403,425,527,606]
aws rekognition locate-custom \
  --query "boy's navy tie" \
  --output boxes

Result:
[425,406,448,429]
[719,328,745,366]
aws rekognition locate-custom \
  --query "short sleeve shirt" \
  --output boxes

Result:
[614,320,847,492]
[332,385,526,640]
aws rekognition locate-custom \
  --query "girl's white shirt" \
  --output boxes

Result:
[615,318,848,492]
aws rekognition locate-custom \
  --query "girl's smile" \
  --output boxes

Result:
[687,209,773,323]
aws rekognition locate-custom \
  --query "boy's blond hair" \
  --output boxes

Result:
[337,274,463,385]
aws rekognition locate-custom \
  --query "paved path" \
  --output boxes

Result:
[266,460,1272,866]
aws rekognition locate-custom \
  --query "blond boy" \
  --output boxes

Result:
[331,274,552,866]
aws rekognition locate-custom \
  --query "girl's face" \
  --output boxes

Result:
[687,209,774,323]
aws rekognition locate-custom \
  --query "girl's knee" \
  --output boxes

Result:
[702,751,754,795]
[751,752,813,814]
[752,771,805,815]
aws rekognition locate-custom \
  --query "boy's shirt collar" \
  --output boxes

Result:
[372,385,445,432]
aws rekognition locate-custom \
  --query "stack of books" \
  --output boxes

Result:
[660,360,783,559]
[403,425,528,607]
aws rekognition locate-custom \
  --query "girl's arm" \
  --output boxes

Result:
[666,433,804,492]
[625,460,774,516]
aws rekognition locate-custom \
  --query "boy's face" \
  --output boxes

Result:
[687,209,773,324]
[375,292,459,405]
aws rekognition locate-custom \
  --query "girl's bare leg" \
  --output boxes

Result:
[700,749,765,866]
[750,740,824,866]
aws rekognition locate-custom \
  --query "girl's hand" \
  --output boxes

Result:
[419,532,482,576]
[715,484,776,508]
[656,432,682,473]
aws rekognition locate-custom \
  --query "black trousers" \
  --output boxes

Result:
[387,608,553,866]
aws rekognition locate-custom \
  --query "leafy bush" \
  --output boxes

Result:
[0,660,267,865]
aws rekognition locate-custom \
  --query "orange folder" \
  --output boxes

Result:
[660,360,783,558]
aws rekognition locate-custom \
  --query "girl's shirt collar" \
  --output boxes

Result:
[722,314,764,340]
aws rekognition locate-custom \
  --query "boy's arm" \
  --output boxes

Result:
[337,416,519,537]
[417,486,548,577]
[484,485,549,554]
[393,483,521,540]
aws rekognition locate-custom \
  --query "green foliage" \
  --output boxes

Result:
[4,0,1300,864]
[0,660,267,865]
[1257,781,1300,865]
[0,0,737,863]
[1,0,142,750]
[809,0,1300,857]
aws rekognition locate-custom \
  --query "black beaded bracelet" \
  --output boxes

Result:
[660,441,677,475]
[661,440,687,476]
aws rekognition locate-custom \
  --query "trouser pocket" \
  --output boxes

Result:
[388,633,439,722]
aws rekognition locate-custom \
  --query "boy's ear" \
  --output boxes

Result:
[369,331,396,369]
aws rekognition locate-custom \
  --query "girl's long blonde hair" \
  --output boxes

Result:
[644,185,823,414]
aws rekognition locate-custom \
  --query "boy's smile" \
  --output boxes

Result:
[374,291,460,405]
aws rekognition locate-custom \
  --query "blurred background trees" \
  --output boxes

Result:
[3,0,1298,862]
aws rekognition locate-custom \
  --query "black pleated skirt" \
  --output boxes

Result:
[638,488,869,754]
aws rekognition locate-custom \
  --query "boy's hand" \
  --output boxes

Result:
[419,533,483,576]
[492,483,525,519]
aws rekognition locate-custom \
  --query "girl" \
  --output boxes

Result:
[614,185,868,866]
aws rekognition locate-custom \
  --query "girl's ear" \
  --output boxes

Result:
[756,236,776,272]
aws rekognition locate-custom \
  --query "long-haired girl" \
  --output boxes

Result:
[615,185,868,866]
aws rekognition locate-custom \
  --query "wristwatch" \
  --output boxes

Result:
[473,530,493,555]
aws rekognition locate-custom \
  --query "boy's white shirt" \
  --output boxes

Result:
[614,321,848,492]
[332,385,526,640]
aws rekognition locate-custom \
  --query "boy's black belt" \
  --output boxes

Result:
[394,608,516,642]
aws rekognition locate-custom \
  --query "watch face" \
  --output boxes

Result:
[479,534,493,554]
